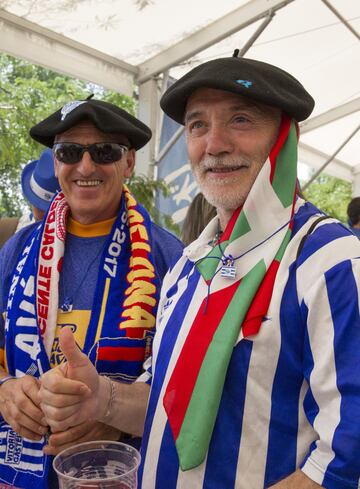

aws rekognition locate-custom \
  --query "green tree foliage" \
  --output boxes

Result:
[128,174,180,234]
[0,53,136,216]
[0,54,174,231]
[303,173,352,224]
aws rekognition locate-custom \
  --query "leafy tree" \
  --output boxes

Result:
[0,54,175,231]
[303,173,352,224]
[0,55,91,216]
[128,174,180,234]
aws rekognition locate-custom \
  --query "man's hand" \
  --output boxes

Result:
[269,469,323,488]
[40,327,150,437]
[0,375,48,440]
[43,420,122,456]
[39,327,106,432]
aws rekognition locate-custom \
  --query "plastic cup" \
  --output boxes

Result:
[53,440,141,488]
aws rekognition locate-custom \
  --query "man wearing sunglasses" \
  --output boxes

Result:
[0,97,183,488]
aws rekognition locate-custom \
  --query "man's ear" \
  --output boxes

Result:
[124,149,136,178]
[54,156,59,178]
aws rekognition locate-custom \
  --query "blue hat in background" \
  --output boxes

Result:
[21,148,60,211]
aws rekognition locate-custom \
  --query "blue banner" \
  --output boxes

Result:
[156,112,198,227]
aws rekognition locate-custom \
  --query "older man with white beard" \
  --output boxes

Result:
[39,55,360,489]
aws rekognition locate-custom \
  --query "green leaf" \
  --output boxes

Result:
[303,173,352,224]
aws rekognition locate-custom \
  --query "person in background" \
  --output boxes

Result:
[19,148,61,226]
[347,196,360,238]
[181,192,217,246]
[39,55,360,489]
[0,96,183,489]
[0,149,60,248]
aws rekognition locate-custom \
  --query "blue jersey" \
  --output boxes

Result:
[139,200,360,489]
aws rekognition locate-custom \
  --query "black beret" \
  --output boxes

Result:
[160,57,315,123]
[30,98,152,150]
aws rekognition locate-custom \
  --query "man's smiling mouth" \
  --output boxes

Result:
[74,179,103,187]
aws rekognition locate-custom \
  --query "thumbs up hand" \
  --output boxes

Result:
[39,328,109,433]
[58,327,98,392]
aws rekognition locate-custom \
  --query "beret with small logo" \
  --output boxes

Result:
[30,97,152,150]
[160,55,315,123]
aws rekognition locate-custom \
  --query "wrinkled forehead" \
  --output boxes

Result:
[185,87,280,122]
[54,120,130,145]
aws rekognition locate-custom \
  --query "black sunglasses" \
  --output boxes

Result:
[53,142,129,165]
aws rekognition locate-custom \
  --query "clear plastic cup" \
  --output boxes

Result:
[53,440,141,488]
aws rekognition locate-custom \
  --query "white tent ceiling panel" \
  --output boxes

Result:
[137,0,295,83]
[1,0,250,62]
[177,0,360,114]
[298,142,352,182]
[300,98,360,135]
[0,9,137,95]
[300,112,360,167]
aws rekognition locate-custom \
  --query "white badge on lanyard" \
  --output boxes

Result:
[221,257,236,279]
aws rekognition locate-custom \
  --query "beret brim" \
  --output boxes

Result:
[30,99,152,151]
[160,57,314,123]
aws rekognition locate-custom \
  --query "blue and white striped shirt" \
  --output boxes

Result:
[138,201,360,489]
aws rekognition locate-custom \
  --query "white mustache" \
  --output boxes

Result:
[200,156,251,170]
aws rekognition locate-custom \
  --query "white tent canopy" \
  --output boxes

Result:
[0,0,359,191]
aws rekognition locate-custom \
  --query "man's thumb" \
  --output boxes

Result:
[59,327,88,369]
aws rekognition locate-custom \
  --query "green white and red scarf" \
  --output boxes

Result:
[163,115,298,470]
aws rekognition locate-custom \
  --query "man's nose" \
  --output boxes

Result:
[205,125,233,156]
[77,150,97,174]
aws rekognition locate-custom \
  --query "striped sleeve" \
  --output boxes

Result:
[300,257,360,489]
[136,257,184,387]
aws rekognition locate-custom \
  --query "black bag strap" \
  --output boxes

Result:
[296,215,332,261]
[0,217,19,250]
